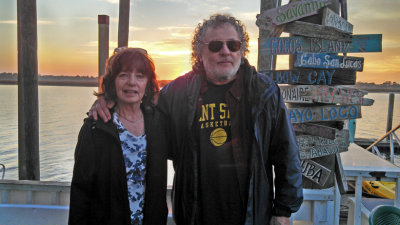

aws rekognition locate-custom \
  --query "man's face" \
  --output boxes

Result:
[200,24,242,85]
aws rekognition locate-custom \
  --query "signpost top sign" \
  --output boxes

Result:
[260,0,331,26]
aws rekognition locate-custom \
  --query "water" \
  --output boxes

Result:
[0,85,399,184]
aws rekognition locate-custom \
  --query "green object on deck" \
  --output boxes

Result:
[369,205,400,225]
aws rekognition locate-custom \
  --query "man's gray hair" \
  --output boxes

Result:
[191,14,250,67]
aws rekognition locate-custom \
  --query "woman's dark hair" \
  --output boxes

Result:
[95,48,160,106]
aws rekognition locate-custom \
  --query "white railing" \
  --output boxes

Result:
[366,123,400,163]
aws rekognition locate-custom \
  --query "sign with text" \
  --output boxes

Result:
[297,129,350,159]
[262,69,356,85]
[293,123,338,139]
[288,105,362,123]
[294,53,364,71]
[301,159,332,186]
[260,0,330,26]
[322,7,353,34]
[260,34,382,55]
[280,85,366,105]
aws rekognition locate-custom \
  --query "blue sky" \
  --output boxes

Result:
[0,0,399,83]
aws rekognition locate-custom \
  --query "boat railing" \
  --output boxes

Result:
[366,123,400,163]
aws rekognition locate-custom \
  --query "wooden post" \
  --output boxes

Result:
[17,0,40,180]
[340,0,348,20]
[98,15,109,91]
[118,0,130,48]
[258,0,281,71]
[386,93,395,139]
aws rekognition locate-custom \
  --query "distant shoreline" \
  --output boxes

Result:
[0,79,172,88]
[0,80,98,87]
[1,79,399,93]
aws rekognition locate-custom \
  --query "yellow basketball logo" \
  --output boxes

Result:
[210,128,227,147]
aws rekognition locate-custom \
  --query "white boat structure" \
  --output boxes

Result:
[1,143,400,225]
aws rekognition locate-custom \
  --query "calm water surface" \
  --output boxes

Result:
[0,85,399,184]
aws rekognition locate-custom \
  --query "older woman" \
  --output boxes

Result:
[69,48,167,225]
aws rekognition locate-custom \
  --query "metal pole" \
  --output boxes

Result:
[386,93,395,140]
[98,15,109,91]
[17,0,40,180]
[118,0,130,47]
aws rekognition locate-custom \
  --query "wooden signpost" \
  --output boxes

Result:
[288,105,362,123]
[293,123,338,139]
[322,8,353,34]
[280,85,366,105]
[259,0,330,26]
[260,34,382,55]
[257,0,378,194]
[294,53,364,71]
[301,159,332,186]
[262,68,356,85]
[297,129,350,159]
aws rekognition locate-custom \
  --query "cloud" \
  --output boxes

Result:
[0,20,53,25]
[129,26,145,31]
[157,26,193,31]
[75,17,97,22]
[0,20,16,24]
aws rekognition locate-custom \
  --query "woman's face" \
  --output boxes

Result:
[115,68,148,106]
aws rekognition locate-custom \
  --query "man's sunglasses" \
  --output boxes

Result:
[204,40,242,53]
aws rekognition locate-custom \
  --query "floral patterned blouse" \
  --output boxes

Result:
[113,113,147,225]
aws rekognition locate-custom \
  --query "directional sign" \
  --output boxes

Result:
[297,129,350,159]
[322,8,353,34]
[260,34,382,55]
[292,123,338,139]
[288,105,361,123]
[280,85,366,105]
[301,159,332,186]
[259,0,330,26]
[284,20,351,42]
[294,53,364,71]
[262,69,356,85]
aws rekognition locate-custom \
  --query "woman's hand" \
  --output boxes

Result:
[88,96,115,122]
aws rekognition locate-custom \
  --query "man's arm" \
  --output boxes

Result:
[270,89,303,217]
[270,216,290,225]
[88,96,115,122]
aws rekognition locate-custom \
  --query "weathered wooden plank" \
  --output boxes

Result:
[294,53,364,71]
[259,0,330,26]
[288,105,362,123]
[292,123,338,139]
[301,159,332,186]
[297,129,350,159]
[283,20,351,42]
[322,7,353,34]
[262,68,356,85]
[335,153,348,194]
[362,97,374,106]
[280,85,366,105]
[257,0,284,72]
[260,34,382,55]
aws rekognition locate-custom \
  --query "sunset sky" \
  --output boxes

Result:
[0,0,399,83]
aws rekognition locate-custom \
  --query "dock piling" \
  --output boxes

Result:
[98,15,109,91]
[118,0,130,47]
[17,0,40,180]
[386,93,395,140]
